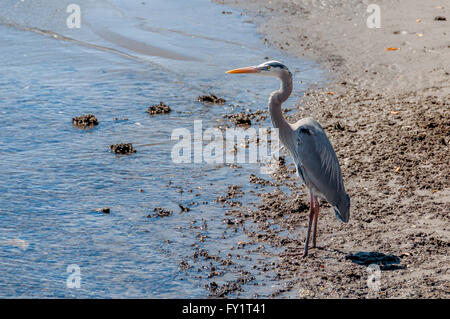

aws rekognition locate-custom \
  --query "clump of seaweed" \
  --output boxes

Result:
[72,114,99,128]
[147,102,171,115]
[198,94,226,105]
[110,143,136,154]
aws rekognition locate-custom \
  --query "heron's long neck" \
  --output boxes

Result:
[269,72,293,145]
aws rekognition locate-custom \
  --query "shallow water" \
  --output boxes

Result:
[0,0,324,297]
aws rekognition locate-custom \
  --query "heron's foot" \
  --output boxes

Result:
[281,246,317,258]
[303,246,309,258]
[282,247,308,258]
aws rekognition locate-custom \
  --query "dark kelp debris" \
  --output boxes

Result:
[249,174,276,187]
[179,259,191,270]
[179,204,191,213]
[72,114,99,128]
[198,94,226,105]
[147,102,171,115]
[434,16,447,21]
[222,110,267,126]
[110,143,136,154]
[207,271,256,297]
[96,207,110,214]
[227,185,244,198]
[223,112,252,126]
[148,207,173,218]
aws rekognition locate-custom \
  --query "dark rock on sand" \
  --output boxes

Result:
[147,102,171,115]
[72,114,98,128]
[434,16,447,21]
[110,143,136,154]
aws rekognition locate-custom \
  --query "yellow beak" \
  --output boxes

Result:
[226,66,259,74]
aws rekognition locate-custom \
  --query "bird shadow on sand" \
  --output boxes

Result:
[344,251,406,271]
[282,247,405,270]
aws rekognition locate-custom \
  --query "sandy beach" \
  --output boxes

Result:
[213,0,449,298]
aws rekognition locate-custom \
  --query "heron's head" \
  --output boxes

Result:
[226,60,291,78]
[334,194,350,223]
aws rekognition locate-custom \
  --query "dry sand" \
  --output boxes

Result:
[214,0,449,298]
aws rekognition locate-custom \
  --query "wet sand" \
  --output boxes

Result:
[213,0,449,298]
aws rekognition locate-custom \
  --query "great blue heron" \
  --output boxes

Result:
[226,61,350,257]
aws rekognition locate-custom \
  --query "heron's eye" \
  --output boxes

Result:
[265,65,271,70]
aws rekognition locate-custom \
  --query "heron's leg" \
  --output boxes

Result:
[303,192,315,257]
[312,196,319,248]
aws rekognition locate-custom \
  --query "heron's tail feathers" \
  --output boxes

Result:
[333,193,350,223]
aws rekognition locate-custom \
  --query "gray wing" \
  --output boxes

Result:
[292,118,346,207]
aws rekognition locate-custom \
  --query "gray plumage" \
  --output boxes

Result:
[291,118,350,222]
[227,60,350,257]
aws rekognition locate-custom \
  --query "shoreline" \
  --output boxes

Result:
[214,0,449,298]
[216,0,450,96]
